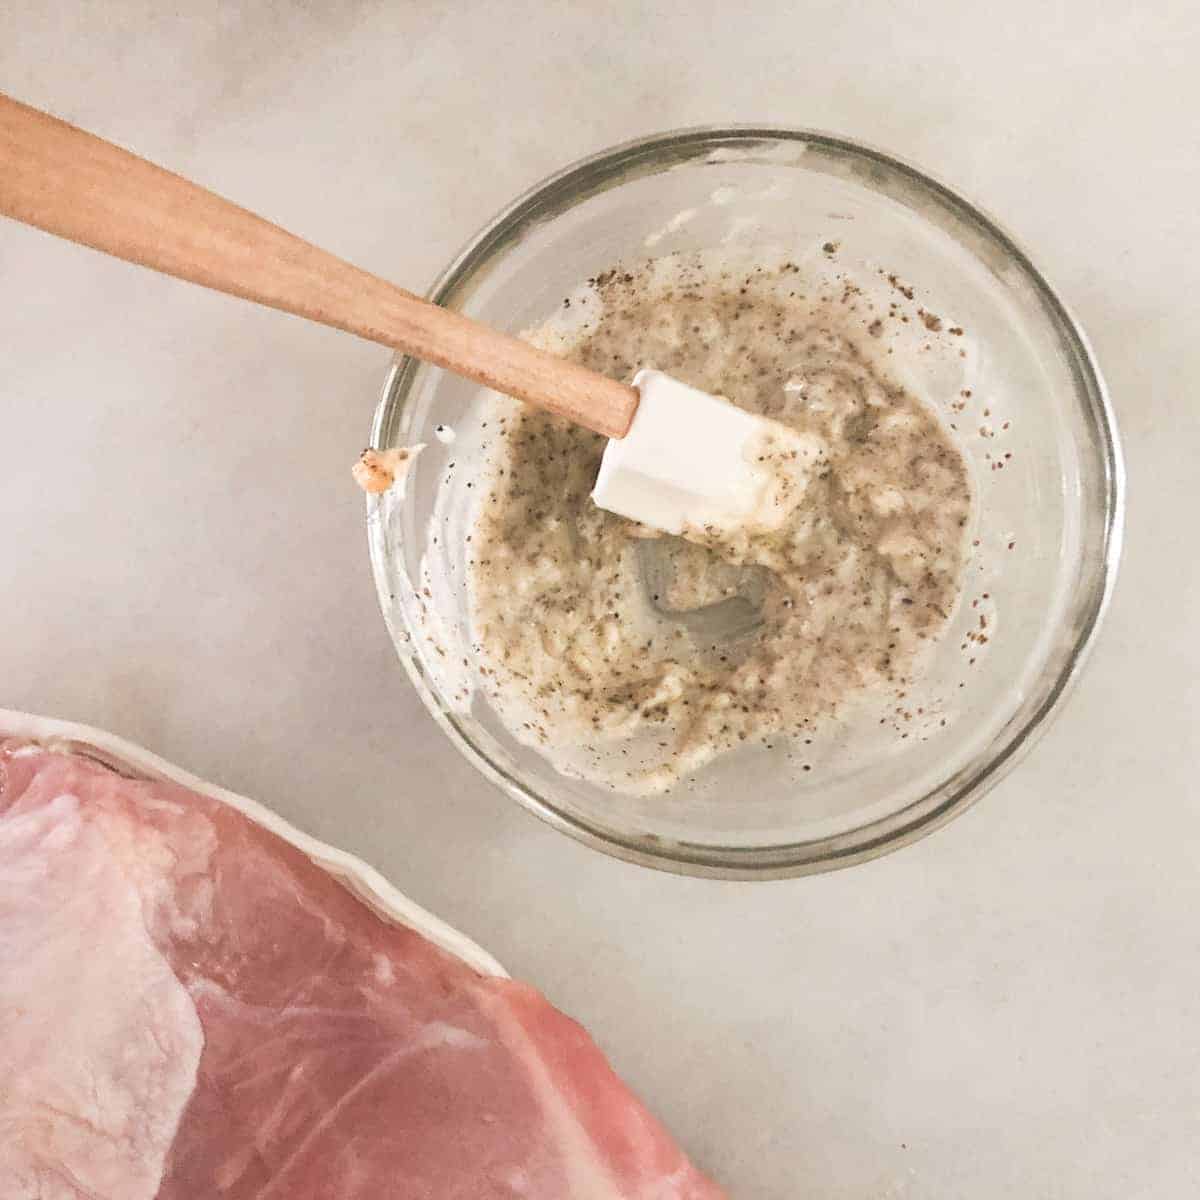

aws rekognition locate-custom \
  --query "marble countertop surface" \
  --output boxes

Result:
[3,2,1197,1195]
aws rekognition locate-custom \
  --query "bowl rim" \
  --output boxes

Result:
[368,124,1125,880]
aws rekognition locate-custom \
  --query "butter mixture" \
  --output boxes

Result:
[467,254,973,793]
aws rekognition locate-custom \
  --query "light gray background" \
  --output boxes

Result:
[3,3,1197,1196]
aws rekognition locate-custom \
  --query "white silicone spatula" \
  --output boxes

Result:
[0,93,786,536]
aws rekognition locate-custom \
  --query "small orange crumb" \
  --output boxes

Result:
[352,447,417,494]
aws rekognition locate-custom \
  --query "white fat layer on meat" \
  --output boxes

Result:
[0,793,203,1200]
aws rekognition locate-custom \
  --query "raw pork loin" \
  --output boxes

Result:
[0,739,724,1199]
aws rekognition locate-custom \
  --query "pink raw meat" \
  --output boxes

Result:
[0,741,723,1199]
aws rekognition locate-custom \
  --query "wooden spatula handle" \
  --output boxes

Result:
[0,94,638,439]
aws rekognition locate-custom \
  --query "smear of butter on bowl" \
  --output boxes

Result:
[643,207,699,248]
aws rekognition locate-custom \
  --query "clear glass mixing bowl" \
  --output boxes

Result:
[367,127,1123,879]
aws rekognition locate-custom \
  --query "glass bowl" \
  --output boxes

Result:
[367,127,1123,879]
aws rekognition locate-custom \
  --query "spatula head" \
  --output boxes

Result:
[591,369,822,538]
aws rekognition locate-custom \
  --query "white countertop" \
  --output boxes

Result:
[3,3,1197,1195]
